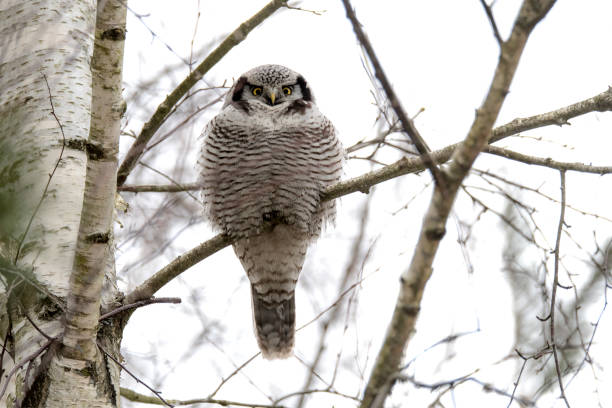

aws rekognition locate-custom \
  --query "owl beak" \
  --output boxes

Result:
[266,91,276,106]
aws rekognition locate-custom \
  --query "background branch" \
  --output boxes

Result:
[550,170,571,407]
[485,146,612,174]
[120,386,286,408]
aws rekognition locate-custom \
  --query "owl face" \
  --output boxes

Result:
[227,64,313,108]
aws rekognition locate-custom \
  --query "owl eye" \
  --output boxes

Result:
[252,87,263,96]
[282,86,292,96]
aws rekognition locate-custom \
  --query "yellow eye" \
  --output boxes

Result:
[282,86,292,96]
[252,87,263,96]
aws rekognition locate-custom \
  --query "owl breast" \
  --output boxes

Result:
[200,101,342,240]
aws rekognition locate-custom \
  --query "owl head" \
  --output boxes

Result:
[225,64,314,108]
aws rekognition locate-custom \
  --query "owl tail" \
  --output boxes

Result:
[251,285,295,359]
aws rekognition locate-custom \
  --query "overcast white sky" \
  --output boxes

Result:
[118,1,612,407]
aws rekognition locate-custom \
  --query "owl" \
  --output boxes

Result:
[198,64,343,359]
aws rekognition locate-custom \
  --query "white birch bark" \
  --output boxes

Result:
[0,0,125,406]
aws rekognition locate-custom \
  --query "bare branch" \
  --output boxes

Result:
[116,0,288,186]
[490,86,612,144]
[0,338,55,401]
[507,352,530,408]
[551,170,571,407]
[62,0,127,361]
[118,182,200,193]
[479,0,503,46]
[273,388,360,405]
[399,373,536,407]
[124,233,232,304]
[120,386,286,408]
[138,162,201,203]
[207,352,260,399]
[297,196,371,408]
[99,297,181,321]
[100,343,174,407]
[485,145,612,174]
[340,0,446,192]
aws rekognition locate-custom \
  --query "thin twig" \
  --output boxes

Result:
[479,0,503,46]
[0,337,55,401]
[485,145,612,174]
[399,372,536,407]
[22,310,55,341]
[207,352,260,399]
[99,297,181,321]
[123,1,190,66]
[273,388,360,405]
[340,0,446,193]
[139,162,201,203]
[0,325,11,371]
[297,196,371,408]
[296,275,370,332]
[551,170,571,407]
[120,386,285,408]
[507,351,529,408]
[14,75,66,264]
[99,342,174,407]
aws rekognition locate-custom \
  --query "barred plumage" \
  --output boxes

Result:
[198,65,343,358]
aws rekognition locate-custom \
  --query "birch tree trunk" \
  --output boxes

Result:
[0,1,126,406]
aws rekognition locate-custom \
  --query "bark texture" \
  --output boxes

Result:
[0,0,126,406]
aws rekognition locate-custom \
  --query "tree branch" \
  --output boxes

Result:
[120,386,286,408]
[62,0,127,361]
[99,297,181,321]
[101,343,173,407]
[116,0,288,186]
[485,145,612,174]
[479,0,503,46]
[359,1,557,406]
[118,182,200,193]
[550,170,571,407]
[124,233,232,304]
